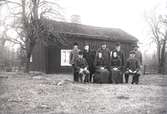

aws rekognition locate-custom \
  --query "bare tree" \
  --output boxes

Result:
[160,16,167,73]
[4,0,65,73]
[0,0,6,5]
[145,11,167,73]
[0,16,9,71]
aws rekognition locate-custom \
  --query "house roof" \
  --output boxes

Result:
[41,18,138,43]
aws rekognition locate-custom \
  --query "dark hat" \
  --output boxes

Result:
[115,42,121,47]
[132,44,139,48]
[73,42,78,46]
[129,50,136,54]
[101,41,107,45]
[78,51,83,55]
[84,42,89,46]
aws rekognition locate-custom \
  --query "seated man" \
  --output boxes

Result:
[125,51,140,84]
[74,51,90,83]
[110,51,122,84]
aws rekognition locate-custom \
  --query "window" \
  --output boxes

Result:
[61,49,72,66]
[30,55,32,62]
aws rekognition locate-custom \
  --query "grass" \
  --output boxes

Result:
[0,72,167,114]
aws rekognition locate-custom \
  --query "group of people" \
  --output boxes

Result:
[69,42,142,84]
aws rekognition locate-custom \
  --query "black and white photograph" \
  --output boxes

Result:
[0,0,167,114]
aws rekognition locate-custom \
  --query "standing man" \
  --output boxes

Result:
[111,42,125,68]
[133,44,142,67]
[133,44,143,77]
[83,44,95,82]
[111,42,125,83]
[96,42,110,69]
[93,42,110,83]
[70,42,80,82]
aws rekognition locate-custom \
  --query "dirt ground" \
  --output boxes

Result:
[0,72,167,114]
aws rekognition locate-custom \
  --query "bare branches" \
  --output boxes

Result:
[0,0,6,5]
[2,0,65,72]
[5,0,22,6]
[145,7,167,73]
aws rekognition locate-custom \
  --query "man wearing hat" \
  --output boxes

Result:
[133,44,143,78]
[83,43,96,82]
[95,43,110,68]
[125,50,140,84]
[70,42,80,82]
[74,51,90,83]
[133,44,142,66]
[112,42,125,67]
[93,43,110,83]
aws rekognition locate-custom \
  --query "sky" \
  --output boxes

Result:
[0,0,167,54]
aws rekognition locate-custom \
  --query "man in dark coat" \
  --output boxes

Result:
[125,50,140,84]
[111,42,125,69]
[93,43,110,83]
[74,51,90,83]
[133,44,143,75]
[133,44,142,66]
[111,42,125,83]
[96,43,110,68]
[70,42,80,82]
[83,44,95,82]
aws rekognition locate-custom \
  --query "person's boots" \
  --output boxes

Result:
[125,74,129,83]
[135,75,139,84]
[131,75,135,84]
[132,75,139,84]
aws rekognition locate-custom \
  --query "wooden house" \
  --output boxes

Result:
[31,19,138,74]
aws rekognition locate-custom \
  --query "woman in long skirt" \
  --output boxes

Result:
[110,51,122,84]
[94,52,110,83]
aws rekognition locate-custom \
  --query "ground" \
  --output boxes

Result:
[0,72,167,114]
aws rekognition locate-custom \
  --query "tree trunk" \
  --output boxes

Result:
[160,39,167,74]
[24,43,34,73]
[157,43,161,73]
[23,0,39,73]
[25,53,31,73]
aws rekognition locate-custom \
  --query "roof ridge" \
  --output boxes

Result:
[41,18,138,42]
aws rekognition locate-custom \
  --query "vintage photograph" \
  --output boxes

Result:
[0,0,167,114]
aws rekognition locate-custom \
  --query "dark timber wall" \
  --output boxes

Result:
[43,35,135,74]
